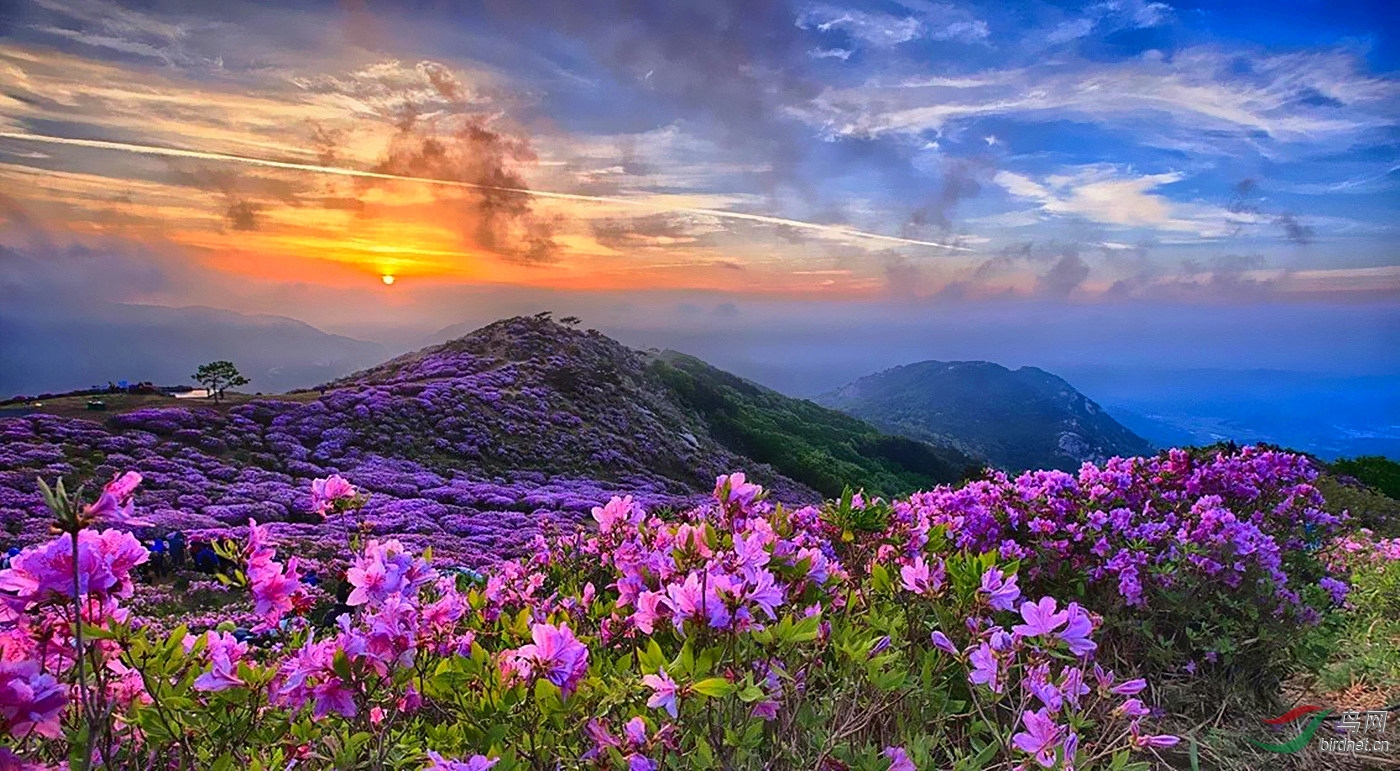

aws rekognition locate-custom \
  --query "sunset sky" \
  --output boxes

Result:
[1,0,1398,386]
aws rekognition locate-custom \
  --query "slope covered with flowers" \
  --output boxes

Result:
[3,445,1395,770]
[0,316,829,565]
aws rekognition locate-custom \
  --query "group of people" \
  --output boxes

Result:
[135,531,239,580]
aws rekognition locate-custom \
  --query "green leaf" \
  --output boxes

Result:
[639,638,665,673]
[871,562,892,593]
[691,677,736,698]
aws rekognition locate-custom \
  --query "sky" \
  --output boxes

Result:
[0,0,1398,396]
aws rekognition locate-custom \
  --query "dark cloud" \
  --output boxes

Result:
[1275,212,1315,244]
[904,158,983,235]
[225,199,261,231]
[1035,250,1090,297]
[591,213,707,250]
[368,116,560,264]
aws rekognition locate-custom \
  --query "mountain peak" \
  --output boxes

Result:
[817,358,1152,472]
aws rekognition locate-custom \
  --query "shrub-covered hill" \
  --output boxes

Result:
[0,315,965,561]
[648,350,976,498]
[818,359,1153,472]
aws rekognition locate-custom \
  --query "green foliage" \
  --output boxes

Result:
[650,353,976,497]
[1330,454,1400,502]
[193,360,251,404]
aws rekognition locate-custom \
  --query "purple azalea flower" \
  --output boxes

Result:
[968,642,1002,693]
[882,745,916,771]
[1058,602,1097,657]
[1013,597,1069,639]
[978,567,1020,611]
[930,630,959,655]
[514,623,589,697]
[642,668,679,718]
[1012,708,1064,768]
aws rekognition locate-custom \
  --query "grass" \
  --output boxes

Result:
[2,390,325,422]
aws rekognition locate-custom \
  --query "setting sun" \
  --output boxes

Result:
[381,274,395,286]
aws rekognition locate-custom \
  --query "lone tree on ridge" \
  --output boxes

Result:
[192,361,249,403]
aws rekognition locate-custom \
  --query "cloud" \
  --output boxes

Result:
[994,165,1208,232]
[795,47,1399,155]
[798,7,923,47]
[1036,251,1091,297]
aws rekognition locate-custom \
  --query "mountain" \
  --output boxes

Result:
[816,360,1153,472]
[0,302,388,397]
[647,351,977,498]
[0,315,967,563]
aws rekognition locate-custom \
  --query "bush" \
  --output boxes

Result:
[0,472,1179,770]
[896,447,1345,709]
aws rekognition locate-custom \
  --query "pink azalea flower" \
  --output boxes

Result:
[632,591,666,634]
[623,716,648,747]
[0,529,147,610]
[1058,602,1097,657]
[192,632,249,692]
[968,642,1002,693]
[714,473,762,508]
[512,623,589,697]
[84,471,152,527]
[592,496,643,533]
[346,539,437,607]
[900,555,945,595]
[745,569,785,620]
[0,660,66,739]
[310,475,357,516]
[642,668,679,718]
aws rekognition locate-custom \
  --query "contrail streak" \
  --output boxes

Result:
[0,131,968,251]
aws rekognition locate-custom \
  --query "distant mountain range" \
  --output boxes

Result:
[0,302,387,397]
[816,360,1153,472]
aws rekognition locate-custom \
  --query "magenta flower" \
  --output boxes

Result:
[592,495,643,533]
[84,470,152,526]
[632,591,665,634]
[1058,602,1097,657]
[0,660,66,739]
[514,623,589,697]
[642,668,679,718]
[1013,597,1069,639]
[899,555,945,595]
[193,632,249,692]
[882,745,916,771]
[310,474,357,516]
[714,472,762,508]
[1135,733,1181,749]
[1110,678,1147,696]
[0,529,147,610]
[1012,708,1064,768]
[623,715,648,746]
[346,538,436,607]
[424,751,499,771]
[978,567,1021,611]
[745,569,785,620]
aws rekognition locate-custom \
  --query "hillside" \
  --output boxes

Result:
[817,360,1153,472]
[0,315,965,562]
[648,351,976,497]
